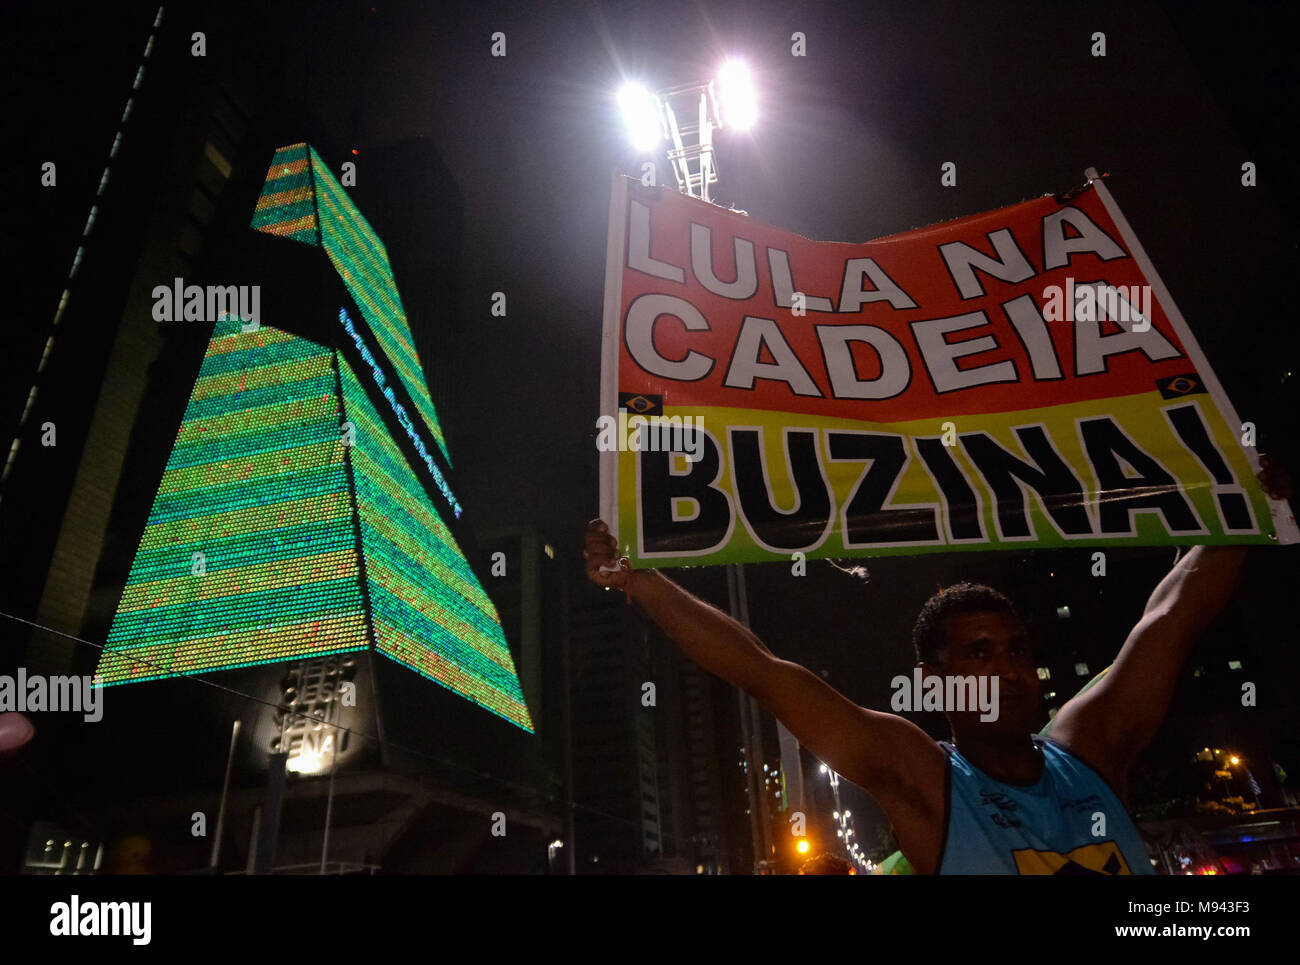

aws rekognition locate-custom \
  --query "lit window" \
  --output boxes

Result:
[1074,662,1089,676]
[204,140,232,179]
[1036,667,1051,680]
[1056,605,1071,619]
[1228,659,1242,670]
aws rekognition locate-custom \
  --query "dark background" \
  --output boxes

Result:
[4,0,1296,785]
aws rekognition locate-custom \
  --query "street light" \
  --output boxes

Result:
[617,83,665,152]
[614,59,766,871]
[615,61,758,202]
[717,59,757,130]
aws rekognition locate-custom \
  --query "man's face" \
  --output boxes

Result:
[923,609,1043,737]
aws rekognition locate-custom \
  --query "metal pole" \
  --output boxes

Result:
[728,563,771,872]
[210,719,241,869]
[650,78,788,871]
[698,92,711,203]
[245,807,261,875]
[748,694,774,864]
[732,567,774,868]
[254,752,288,875]
[735,686,764,873]
[320,722,339,874]
[561,569,577,875]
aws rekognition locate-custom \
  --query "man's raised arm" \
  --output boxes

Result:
[1050,545,1247,787]
[583,519,946,865]
[1051,457,1292,787]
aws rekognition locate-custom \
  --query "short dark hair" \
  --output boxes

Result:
[911,582,1023,665]
[799,852,854,875]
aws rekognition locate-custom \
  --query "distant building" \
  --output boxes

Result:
[568,578,745,873]
[479,525,574,871]
[568,588,662,872]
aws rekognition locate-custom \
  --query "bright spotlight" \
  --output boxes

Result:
[717,60,757,130]
[618,83,663,152]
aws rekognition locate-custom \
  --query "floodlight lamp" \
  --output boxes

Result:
[618,83,663,152]
[717,59,757,130]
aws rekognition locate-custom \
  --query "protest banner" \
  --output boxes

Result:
[598,172,1298,567]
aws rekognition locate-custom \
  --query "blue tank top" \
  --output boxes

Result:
[937,736,1155,875]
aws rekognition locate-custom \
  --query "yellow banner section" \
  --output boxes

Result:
[615,394,1275,567]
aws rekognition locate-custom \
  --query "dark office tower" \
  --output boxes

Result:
[653,646,732,875]
[480,525,574,870]
[569,570,755,874]
[568,587,665,873]
[3,3,283,677]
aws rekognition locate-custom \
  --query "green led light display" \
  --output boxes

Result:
[250,141,450,466]
[97,319,368,684]
[339,356,534,731]
[99,147,533,734]
[250,143,319,245]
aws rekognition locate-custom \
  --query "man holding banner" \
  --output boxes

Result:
[588,170,1297,874]
[585,456,1290,875]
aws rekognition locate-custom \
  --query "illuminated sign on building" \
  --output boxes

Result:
[275,655,359,774]
[340,307,461,518]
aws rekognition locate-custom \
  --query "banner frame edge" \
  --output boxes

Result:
[1087,171,1299,545]
[598,173,629,548]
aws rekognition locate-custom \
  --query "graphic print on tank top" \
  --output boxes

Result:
[937,736,1154,875]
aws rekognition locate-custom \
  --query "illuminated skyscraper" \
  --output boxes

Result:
[4,9,555,874]
[96,143,534,734]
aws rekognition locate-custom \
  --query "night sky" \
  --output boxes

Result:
[8,0,1297,713]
